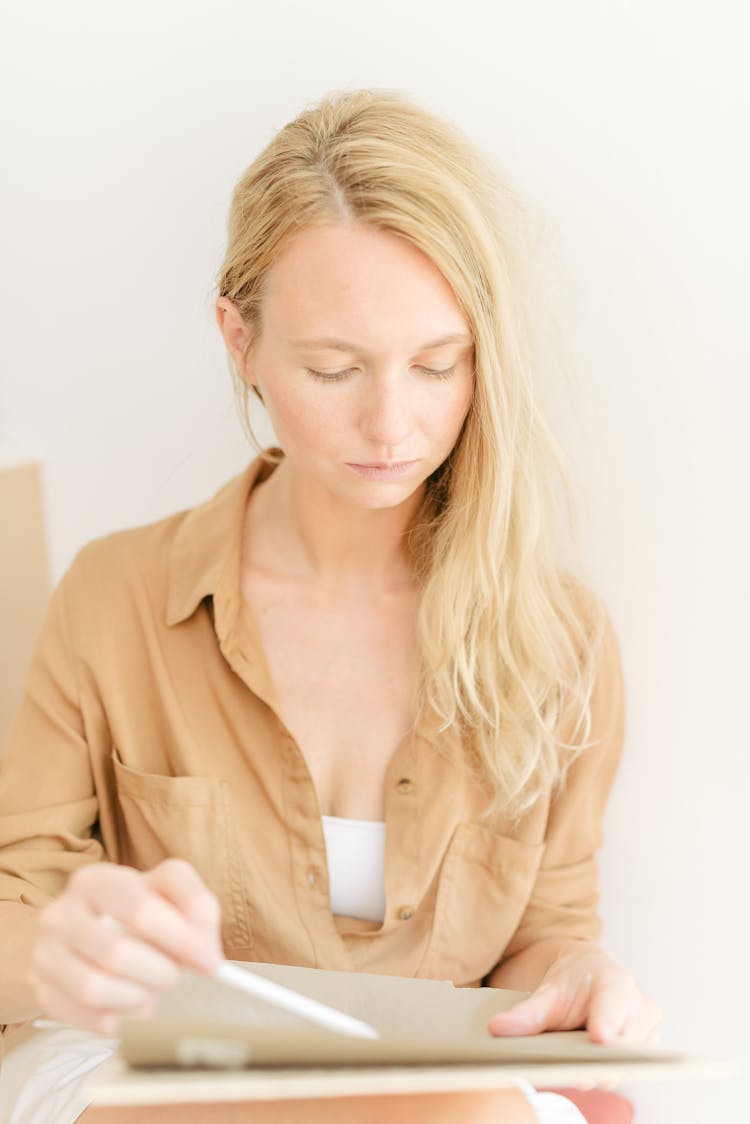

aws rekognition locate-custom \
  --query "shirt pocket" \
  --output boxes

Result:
[110,749,254,953]
[416,821,544,985]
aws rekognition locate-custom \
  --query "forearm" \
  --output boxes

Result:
[486,937,604,992]
[0,902,44,1024]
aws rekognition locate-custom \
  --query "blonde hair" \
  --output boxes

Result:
[217,87,607,822]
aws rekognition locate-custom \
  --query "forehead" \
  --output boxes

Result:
[261,222,470,348]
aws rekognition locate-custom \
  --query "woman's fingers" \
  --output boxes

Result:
[487,984,561,1036]
[32,971,155,1037]
[67,909,181,990]
[586,969,639,1044]
[619,996,663,1044]
[30,859,225,1031]
[144,858,223,963]
[33,938,154,1013]
[65,862,219,973]
[487,952,662,1054]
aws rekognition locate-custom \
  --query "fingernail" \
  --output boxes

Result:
[97,1013,119,1037]
[196,949,221,973]
[595,1022,613,1041]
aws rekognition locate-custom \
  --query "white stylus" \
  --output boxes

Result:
[213,960,379,1039]
[35,915,379,1041]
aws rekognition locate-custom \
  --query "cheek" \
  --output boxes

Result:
[429,378,475,435]
[261,381,339,447]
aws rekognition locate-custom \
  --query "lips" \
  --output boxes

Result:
[346,460,418,479]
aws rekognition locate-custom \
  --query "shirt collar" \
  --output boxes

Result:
[165,448,283,627]
[164,444,463,763]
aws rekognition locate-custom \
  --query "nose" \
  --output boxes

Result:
[358,372,413,451]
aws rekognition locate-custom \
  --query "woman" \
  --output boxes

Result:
[0,88,661,1122]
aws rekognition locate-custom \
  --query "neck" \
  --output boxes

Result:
[246,457,423,596]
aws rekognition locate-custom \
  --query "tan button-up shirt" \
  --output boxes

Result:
[0,450,625,1050]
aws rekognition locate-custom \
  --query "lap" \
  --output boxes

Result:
[80,1089,539,1123]
[0,1026,585,1124]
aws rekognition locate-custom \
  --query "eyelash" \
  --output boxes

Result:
[304,365,457,383]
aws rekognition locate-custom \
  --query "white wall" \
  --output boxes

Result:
[2,2,748,1119]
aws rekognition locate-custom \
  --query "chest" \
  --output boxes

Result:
[240,570,419,820]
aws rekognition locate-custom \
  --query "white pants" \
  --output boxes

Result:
[0,1027,587,1123]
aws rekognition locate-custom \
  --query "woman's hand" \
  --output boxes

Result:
[28,858,223,1035]
[487,944,662,1046]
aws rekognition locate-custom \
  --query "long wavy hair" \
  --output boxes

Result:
[216,87,607,823]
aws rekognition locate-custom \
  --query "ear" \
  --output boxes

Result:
[215,297,257,386]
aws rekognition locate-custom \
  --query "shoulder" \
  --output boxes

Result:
[43,512,193,668]
[61,506,191,610]
[58,464,254,615]
[559,569,610,645]
[555,572,626,782]
[552,571,625,766]
[23,506,202,689]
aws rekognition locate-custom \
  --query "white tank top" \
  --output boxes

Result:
[321,814,386,922]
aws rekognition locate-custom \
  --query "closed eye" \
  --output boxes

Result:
[419,364,457,380]
[304,368,354,383]
[304,365,457,383]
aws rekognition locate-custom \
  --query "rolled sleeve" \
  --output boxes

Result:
[497,605,626,961]
[0,559,103,909]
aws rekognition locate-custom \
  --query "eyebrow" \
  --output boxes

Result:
[291,333,472,353]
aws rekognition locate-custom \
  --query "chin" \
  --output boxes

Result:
[346,480,424,510]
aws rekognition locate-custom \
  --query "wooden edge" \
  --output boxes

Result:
[86,1055,736,1106]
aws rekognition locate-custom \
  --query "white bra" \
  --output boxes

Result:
[321,815,386,923]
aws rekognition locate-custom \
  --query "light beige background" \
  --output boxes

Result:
[1,2,748,1120]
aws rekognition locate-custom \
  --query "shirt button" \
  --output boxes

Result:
[396,777,414,794]
[397,906,415,921]
[307,867,317,886]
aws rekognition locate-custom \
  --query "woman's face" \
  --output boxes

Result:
[217,221,475,509]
